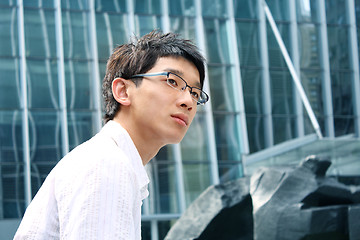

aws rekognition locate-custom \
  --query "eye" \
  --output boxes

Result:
[167,78,178,87]
[190,91,200,100]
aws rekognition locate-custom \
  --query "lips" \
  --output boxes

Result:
[171,113,189,126]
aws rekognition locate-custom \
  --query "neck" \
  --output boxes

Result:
[112,116,163,165]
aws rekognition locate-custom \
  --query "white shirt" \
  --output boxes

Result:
[14,121,150,240]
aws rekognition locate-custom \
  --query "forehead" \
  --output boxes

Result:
[150,57,201,86]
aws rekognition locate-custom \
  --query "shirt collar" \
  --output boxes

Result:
[101,120,150,199]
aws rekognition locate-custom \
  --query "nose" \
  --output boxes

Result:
[178,89,194,110]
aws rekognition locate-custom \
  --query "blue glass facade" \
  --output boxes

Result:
[0,0,360,239]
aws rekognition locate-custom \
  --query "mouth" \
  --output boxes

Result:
[171,113,189,127]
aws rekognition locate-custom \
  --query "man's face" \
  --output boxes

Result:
[127,56,200,146]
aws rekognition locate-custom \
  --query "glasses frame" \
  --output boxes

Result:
[129,71,209,105]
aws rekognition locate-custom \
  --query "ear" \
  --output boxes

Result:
[112,78,131,106]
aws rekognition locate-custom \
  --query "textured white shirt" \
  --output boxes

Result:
[14,121,150,240]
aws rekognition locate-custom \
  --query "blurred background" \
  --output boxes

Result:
[1,0,360,239]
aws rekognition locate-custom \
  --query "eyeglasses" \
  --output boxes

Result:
[130,72,209,105]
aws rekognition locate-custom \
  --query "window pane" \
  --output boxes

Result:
[246,115,265,153]
[270,69,295,115]
[0,58,20,109]
[218,163,242,183]
[202,0,227,17]
[61,0,88,10]
[233,0,257,19]
[27,59,59,109]
[96,13,128,60]
[169,0,195,16]
[135,15,162,36]
[62,11,90,60]
[134,0,161,15]
[65,60,92,110]
[68,111,95,150]
[0,110,26,218]
[147,162,179,214]
[331,71,353,117]
[298,23,321,69]
[181,112,209,162]
[266,0,290,21]
[183,163,211,206]
[241,68,262,114]
[272,116,297,144]
[24,9,56,58]
[204,19,231,64]
[327,26,350,70]
[301,70,324,117]
[0,7,18,57]
[267,22,290,69]
[296,0,319,23]
[213,113,241,161]
[169,17,196,42]
[235,21,260,67]
[208,66,236,112]
[94,0,127,13]
[326,0,347,25]
[24,0,54,8]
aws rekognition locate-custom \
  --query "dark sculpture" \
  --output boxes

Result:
[165,156,360,240]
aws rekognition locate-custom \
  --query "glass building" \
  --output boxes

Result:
[1,0,360,239]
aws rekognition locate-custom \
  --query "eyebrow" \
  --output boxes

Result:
[163,68,201,88]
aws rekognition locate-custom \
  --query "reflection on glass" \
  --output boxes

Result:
[208,65,236,112]
[183,163,210,206]
[135,15,162,37]
[169,0,195,16]
[24,9,56,58]
[235,21,260,67]
[67,111,94,150]
[233,0,257,19]
[272,116,296,144]
[204,19,231,64]
[146,162,179,214]
[0,58,20,109]
[27,59,59,109]
[170,17,196,42]
[327,26,350,70]
[134,0,161,15]
[270,69,294,115]
[201,0,227,18]
[218,163,242,183]
[0,8,18,57]
[181,112,209,162]
[94,0,127,12]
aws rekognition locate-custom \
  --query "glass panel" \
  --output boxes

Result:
[134,0,161,15]
[334,117,354,137]
[0,110,26,218]
[24,9,56,58]
[181,112,209,162]
[23,0,54,8]
[300,70,324,117]
[183,163,210,206]
[169,17,196,42]
[203,19,231,64]
[327,26,350,70]
[241,68,262,114]
[29,110,61,196]
[0,7,18,57]
[68,111,95,150]
[208,65,236,112]
[233,0,257,19]
[298,23,321,69]
[246,115,265,153]
[61,0,88,10]
[270,69,295,115]
[266,0,290,21]
[147,161,179,214]
[326,0,347,25]
[213,113,241,161]
[135,15,162,36]
[158,221,171,240]
[202,0,227,18]
[96,13,128,60]
[0,58,20,109]
[296,0,319,23]
[65,60,92,110]
[141,221,151,240]
[356,0,360,25]
[331,71,353,117]
[169,0,195,16]
[62,11,90,60]
[27,59,59,109]
[94,0,127,13]
[218,163,242,183]
[235,21,260,67]
[272,116,297,144]
[267,22,290,69]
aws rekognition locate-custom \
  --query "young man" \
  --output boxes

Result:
[14,30,208,239]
